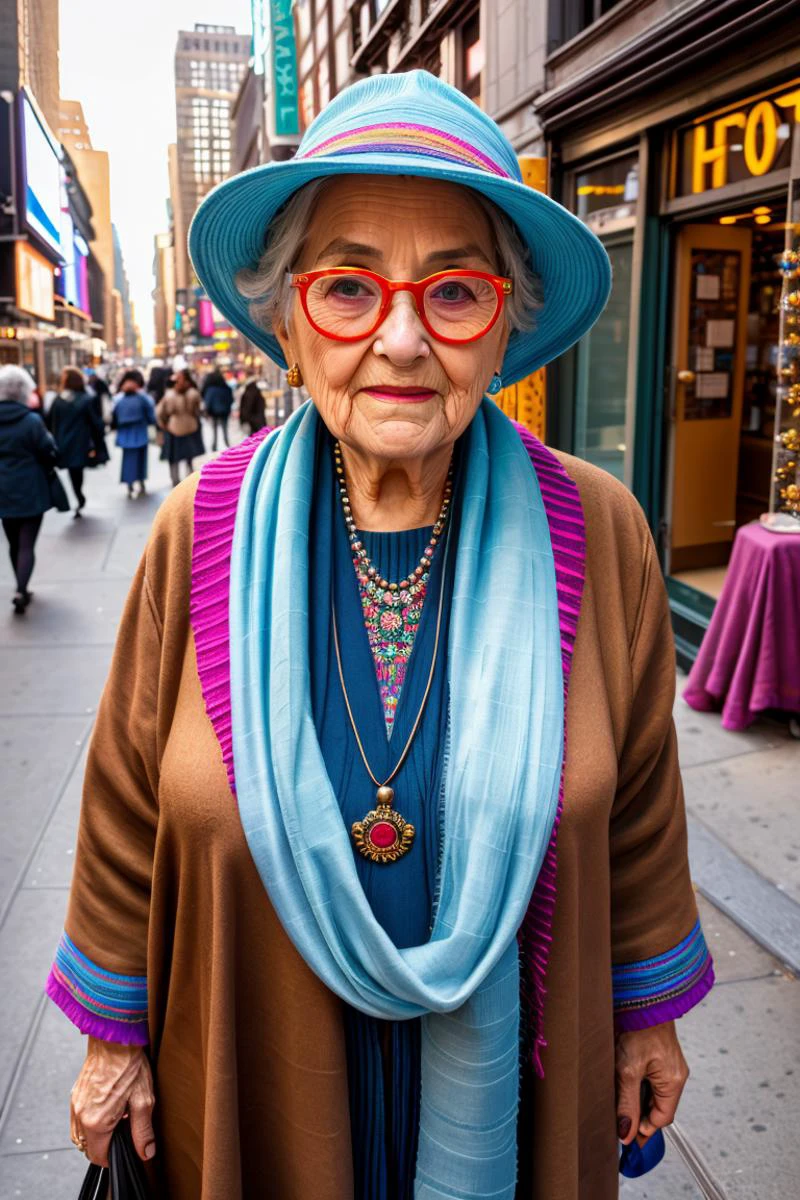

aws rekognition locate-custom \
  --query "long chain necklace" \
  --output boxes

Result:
[332,441,453,864]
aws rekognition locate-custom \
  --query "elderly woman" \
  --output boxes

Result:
[48,72,712,1199]
[0,365,59,613]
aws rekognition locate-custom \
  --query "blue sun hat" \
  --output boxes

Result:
[189,70,611,385]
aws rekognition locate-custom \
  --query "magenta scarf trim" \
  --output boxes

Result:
[190,421,586,1076]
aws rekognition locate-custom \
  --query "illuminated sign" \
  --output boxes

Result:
[676,79,800,197]
[268,0,299,143]
[21,93,62,256]
[576,185,625,196]
[15,241,55,322]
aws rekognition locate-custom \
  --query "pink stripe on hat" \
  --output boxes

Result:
[299,122,510,178]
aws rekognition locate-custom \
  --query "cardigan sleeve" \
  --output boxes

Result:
[45,554,162,1044]
[609,524,714,1033]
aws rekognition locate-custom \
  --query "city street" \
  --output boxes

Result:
[0,439,798,1199]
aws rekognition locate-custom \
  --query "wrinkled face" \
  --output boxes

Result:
[275,176,510,463]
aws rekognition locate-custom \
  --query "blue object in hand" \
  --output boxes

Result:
[619,1127,666,1177]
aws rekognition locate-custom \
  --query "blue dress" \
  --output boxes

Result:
[113,391,155,485]
[309,435,458,1200]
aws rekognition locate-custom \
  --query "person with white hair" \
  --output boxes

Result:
[0,365,60,614]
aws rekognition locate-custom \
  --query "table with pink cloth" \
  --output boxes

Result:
[683,522,800,730]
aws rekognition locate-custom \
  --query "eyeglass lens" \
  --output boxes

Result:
[304,272,501,341]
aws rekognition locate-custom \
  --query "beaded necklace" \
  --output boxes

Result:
[334,441,453,605]
[335,446,453,729]
[333,441,454,734]
[333,441,454,863]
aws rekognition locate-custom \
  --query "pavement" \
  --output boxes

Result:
[0,435,798,1199]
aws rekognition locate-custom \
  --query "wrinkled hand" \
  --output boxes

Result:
[70,1037,155,1167]
[615,1020,689,1146]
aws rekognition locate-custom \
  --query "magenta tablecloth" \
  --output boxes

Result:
[683,523,800,730]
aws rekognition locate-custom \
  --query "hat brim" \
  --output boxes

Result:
[188,153,612,386]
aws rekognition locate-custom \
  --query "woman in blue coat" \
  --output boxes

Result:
[48,367,107,517]
[0,365,59,614]
[112,370,155,498]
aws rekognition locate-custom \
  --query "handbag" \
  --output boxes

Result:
[47,470,70,513]
[78,1120,153,1200]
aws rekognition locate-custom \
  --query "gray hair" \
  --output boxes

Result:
[0,365,36,405]
[236,178,543,337]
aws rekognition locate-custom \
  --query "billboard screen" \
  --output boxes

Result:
[15,241,55,321]
[21,94,62,256]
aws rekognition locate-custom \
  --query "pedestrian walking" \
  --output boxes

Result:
[238,379,267,434]
[111,370,155,498]
[145,363,171,404]
[49,72,711,1198]
[86,368,113,427]
[0,365,61,614]
[156,368,204,486]
[48,367,107,518]
[201,368,234,450]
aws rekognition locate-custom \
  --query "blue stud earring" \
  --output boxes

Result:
[486,371,503,396]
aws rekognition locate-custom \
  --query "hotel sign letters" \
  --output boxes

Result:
[679,80,800,196]
[269,0,299,142]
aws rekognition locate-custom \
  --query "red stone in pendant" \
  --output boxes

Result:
[369,821,398,849]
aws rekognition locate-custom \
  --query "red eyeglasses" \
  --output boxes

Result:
[290,267,513,345]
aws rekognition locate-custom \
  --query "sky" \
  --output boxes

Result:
[59,0,253,356]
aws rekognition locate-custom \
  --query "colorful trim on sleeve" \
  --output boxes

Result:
[45,931,149,1045]
[612,919,715,1033]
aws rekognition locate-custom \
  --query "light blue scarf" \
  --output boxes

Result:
[229,400,563,1198]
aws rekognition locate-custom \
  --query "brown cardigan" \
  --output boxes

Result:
[63,449,701,1199]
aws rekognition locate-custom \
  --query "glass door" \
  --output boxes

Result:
[666,224,752,572]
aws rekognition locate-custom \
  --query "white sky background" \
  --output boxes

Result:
[59,0,253,356]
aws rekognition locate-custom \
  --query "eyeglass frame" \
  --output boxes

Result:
[289,266,513,346]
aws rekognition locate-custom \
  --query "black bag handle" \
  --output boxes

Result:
[78,1120,152,1200]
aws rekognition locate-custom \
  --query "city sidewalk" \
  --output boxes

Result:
[0,440,797,1199]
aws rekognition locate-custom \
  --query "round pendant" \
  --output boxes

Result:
[351,785,415,864]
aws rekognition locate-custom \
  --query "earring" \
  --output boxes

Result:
[486,371,503,396]
[287,362,303,388]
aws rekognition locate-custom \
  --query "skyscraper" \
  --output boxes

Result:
[171,24,250,298]
[58,100,115,346]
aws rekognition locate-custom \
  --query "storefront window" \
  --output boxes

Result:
[569,153,638,482]
[574,154,638,236]
[573,239,632,481]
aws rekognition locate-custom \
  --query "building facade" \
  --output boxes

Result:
[112,223,138,359]
[170,24,250,298]
[2,0,60,132]
[536,0,800,661]
[58,100,115,349]
[231,65,265,175]
[0,0,61,381]
[152,230,176,359]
